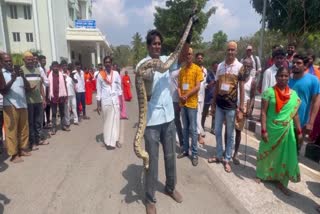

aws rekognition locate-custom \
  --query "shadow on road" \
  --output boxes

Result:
[0,151,9,173]
[263,181,319,214]
[0,193,10,214]
[306,181,320,198]
[120,164,165,205]
[95,133,104,143]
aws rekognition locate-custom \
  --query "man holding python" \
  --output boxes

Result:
[135,15,196,214]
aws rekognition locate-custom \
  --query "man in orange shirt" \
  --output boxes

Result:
[177,47,203,166]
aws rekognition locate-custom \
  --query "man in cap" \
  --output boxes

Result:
[208,41,245,173]
[242,45,261,78]
[22,51,48,151]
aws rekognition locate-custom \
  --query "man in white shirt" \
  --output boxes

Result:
[61,60,79,126]
[73,61,90,120]
[195,52,207,144]
[261,49,286,92]
[96,56,122,149]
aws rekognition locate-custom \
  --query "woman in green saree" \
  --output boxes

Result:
[256,67,303,195]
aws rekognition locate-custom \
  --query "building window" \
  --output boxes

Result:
[24,5,32,20]
[12,32,20,42]
[26,33,33,42]
[9,5,18,19]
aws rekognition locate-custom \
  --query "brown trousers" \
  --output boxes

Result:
[4,106,29,156]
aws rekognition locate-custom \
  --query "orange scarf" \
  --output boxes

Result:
[274,85,291,113]
[99,70,113,85]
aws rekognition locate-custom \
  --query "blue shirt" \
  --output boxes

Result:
[136,55,175,126]
[2,69,28,109]
[204,71,215,104]
[289,73,320,127]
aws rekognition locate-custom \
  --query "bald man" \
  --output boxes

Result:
[208,41,245,173]
[22,52,48,151]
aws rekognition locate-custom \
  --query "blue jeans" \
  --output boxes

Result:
[144,120,176,203]
[28,103,43,148]
[215,105,236,162]
[76,92,86,117]
[181,106,198,157]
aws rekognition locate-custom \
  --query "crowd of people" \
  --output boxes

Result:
[1,29,320,214]
[135,27,320,213]
[0,51,133,162]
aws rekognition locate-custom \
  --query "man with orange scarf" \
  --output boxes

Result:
[122,70,132,101]
[96,56,122,149]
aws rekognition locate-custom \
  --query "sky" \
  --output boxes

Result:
[92,0,262,46]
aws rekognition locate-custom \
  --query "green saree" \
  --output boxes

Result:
[256,87,301,187]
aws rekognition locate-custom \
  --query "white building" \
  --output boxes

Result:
[0,0,111,68]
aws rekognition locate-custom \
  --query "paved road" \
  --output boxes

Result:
[0,71,248,214]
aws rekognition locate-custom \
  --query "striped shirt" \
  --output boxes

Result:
[22,65,43,104]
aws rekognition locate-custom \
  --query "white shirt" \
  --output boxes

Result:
[198,66,207,103]
[65,75,76,96]
[96,70,122,106]
[73,70,86,93]
[261,64,278,93]
[170,68,180,102]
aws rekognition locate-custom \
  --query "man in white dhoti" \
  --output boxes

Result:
[96,56,122,149]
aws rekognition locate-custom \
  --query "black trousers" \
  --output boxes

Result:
[76,92,86,117]
[0,110,3,141]
[51,102,65,128]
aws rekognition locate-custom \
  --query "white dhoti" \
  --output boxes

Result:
[102,104,120,147]
[197,101,204,135]
[64,95,78,125]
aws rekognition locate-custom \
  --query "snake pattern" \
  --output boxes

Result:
[134,9,197,170]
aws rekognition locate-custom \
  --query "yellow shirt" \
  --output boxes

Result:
[179,63,203,109]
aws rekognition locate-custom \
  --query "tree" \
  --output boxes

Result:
[211,30,228,51]
[131,32,146,66]
[111,45,132,69]
[251,0,320,43]
[154,0,216,54]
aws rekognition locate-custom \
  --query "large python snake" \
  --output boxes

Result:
[134,7,197,170]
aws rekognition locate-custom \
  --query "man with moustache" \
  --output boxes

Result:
[136,27,192,213]
[1,53,33,162]
[96,56,122,149]
[207,41,245,173]
[177,48,203,166]
[261,49,286,93]
[23,51,48,151]
[288,54,320,153]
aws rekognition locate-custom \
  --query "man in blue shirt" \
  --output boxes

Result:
[289,54,320,152]
[136,29,190,214]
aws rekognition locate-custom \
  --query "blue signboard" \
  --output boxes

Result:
[75,20,96,29]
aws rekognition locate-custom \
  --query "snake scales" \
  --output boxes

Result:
[134,8,197,170]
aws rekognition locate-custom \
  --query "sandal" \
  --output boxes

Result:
[39,140,50,145]
[224,162,232,173]
[276,182,291,196]
[208,157,222,163]
[232,157,240,165]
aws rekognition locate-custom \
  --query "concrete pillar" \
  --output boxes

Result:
[96,42,101,64]
[67,41,71,62]
[91,52,96,67]
[102,48,105,60]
